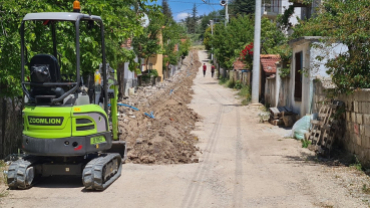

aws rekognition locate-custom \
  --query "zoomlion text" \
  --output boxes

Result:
[28,117,64,125]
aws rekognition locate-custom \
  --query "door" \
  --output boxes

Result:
[294,52,302,101]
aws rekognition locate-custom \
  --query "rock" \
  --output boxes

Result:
[136,138,143,144]
[118,121,125,127]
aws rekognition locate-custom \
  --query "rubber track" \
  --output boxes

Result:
[7,159,33,189]
[82,153,122,191]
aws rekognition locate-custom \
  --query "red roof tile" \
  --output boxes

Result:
[260,54,280,74]
[233,59,246,70]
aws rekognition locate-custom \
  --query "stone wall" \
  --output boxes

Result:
[314,80,370,167]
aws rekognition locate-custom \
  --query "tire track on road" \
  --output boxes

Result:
[181,71,226,208]
[233,106,244,208]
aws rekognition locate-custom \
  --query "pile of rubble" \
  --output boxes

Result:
[117,50,202,164]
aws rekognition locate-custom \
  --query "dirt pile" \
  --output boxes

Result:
[118,50,202,164]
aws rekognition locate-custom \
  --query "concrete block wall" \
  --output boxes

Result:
[312,79,331,114]
[338,89,370,167]
[314,80,370,167]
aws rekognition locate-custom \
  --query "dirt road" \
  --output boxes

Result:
[0,50,368,208]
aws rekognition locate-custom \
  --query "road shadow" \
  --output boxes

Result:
[202,60,210,62]
[283,145,355,168]
[202,82,218,85]
[222,104,242,107]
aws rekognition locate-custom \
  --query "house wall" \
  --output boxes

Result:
[272,65,290,107]
[290,40,348,116]
[280,0,301,26]
[290,41,308,115]
[147,54,163,81]
[145,29,164,81]
[123,54,139,96]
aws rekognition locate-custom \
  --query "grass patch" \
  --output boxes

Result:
[363,184,370,194]
[0,160,5,182]
[238,85,251,105]
[0,160,8,198]
[218,77,228,85]
[350,155,363,171]
[301,139,311,148]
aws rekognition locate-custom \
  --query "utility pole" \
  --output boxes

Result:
[220,0,229,26]
[251,0,261,103]
[225,0,229,26]
[210,20,214,61]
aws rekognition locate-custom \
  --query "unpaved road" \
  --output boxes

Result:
[0,50,368,208]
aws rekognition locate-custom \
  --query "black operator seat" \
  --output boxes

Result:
[29,54,62,103]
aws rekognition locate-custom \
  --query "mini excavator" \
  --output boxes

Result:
[7,1,126,190]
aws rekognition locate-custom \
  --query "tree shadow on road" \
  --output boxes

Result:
[283,146,355,168]
[202,82,218,85]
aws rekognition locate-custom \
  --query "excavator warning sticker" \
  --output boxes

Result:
[74,107,81,112]
[90,136,106,145]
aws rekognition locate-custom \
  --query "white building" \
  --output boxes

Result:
[286,36,348,116]
[262,0,301,26]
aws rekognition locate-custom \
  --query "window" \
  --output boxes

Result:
[294,52,302,101]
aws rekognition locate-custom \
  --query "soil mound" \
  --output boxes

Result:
[118,50,201,164]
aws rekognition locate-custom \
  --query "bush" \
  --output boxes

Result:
[218,77,228,85]
[238,85,251,105]
[234,80,242,90]
[149,69,159,77]
[226,80,235,88]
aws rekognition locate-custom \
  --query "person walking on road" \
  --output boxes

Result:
[211,65,215,78]
[203,63,207,77]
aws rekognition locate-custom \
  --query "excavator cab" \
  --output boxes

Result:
[7,2,125,191]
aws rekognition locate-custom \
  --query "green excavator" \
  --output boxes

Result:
[7,1,126,190]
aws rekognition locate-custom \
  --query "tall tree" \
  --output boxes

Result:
[230,0,255,15]
[162,0,173,24]
[187,4,197,33]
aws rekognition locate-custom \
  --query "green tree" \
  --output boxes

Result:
[207,15,286,69]
[0,0,157,97]
[186,4,197,34]
[162,0,173,24]
[230,0,255,16]
[291,0,370,93]
[132,10,164,68]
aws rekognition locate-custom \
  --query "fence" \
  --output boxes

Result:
[265,76,276,106]
[228,70,252,86]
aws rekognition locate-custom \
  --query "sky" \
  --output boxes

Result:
[152,0,225,22]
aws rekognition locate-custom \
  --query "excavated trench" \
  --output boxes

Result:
[118,50,202,164]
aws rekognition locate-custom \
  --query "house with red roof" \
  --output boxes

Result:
[259,54,281,101]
